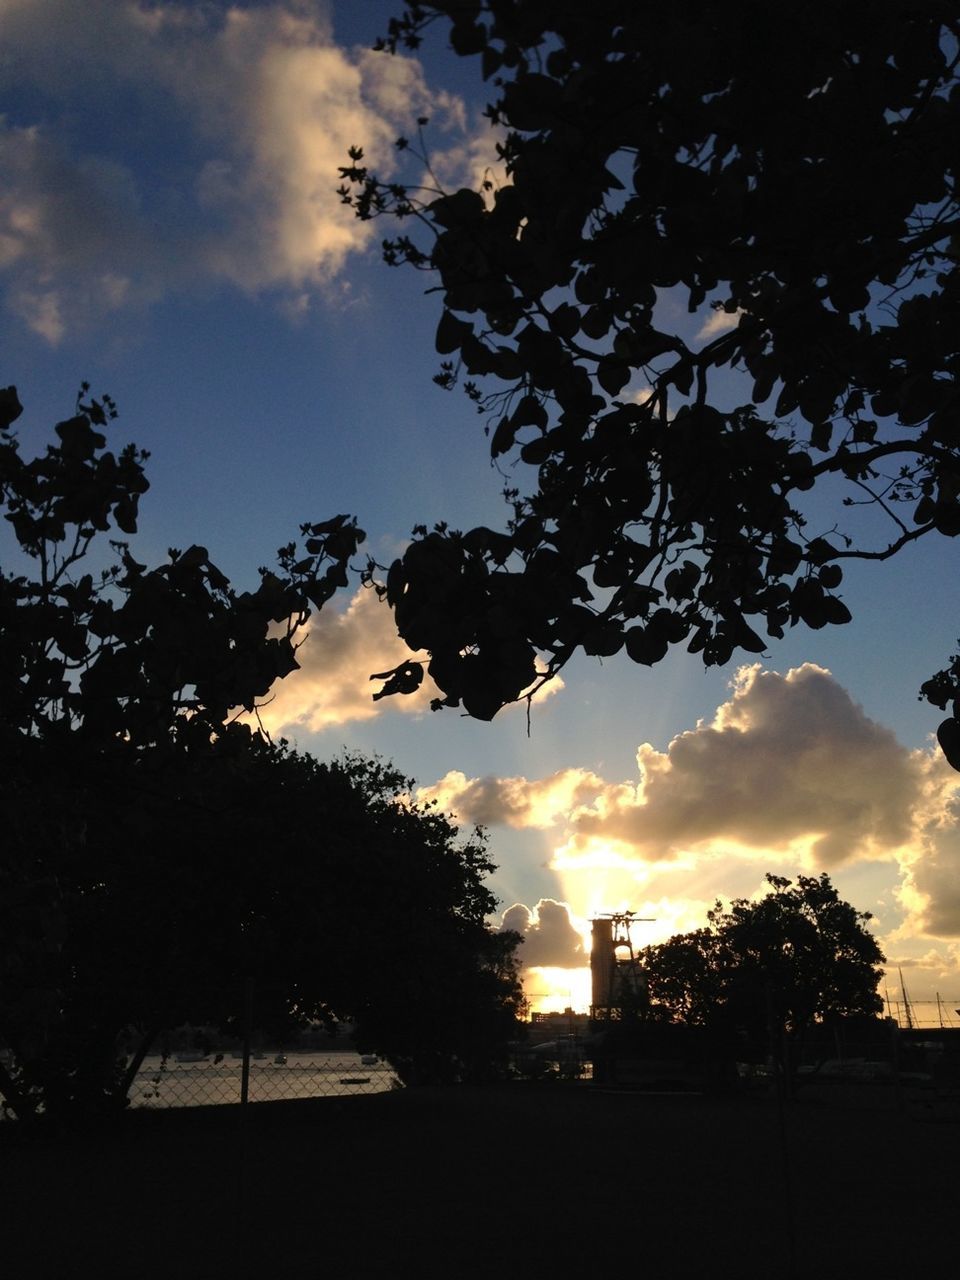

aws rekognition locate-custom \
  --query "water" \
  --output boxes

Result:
[130,1051,399,1110]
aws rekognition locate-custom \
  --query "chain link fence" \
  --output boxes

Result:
[0,1041,400,1121]
[128,1050,399,1111]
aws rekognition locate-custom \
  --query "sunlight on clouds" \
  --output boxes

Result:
[551,836,649,873]
[891,782,960,941]
[503,897,715,1013]
[0,0,477,337]
[496,899,590,1012]
[242,588,434,736]
[425,664,926,870]
[243,587,561,736]
[420,663,960,1000]
[417,766,609,829]
[878,944,960,1019]
[574,663,924,867]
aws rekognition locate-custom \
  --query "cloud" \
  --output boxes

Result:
[420,664,960,965]
[696,306,743,341]
[419,664,926,869]
[0,0,473,338]
[877,944,960,1023]
[567,664,924,867]
[892,782,960,939]
[417,766,613,829]
[411,661,960,997]
[248,587,436,734]
[500,899,585,969]
[248,586,562,736]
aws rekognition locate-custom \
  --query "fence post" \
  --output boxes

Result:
[240,976,253,1108]
[891,1017,904,1113]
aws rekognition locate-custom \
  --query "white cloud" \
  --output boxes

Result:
[0,0,476,338]
[892,781,960,940]
[696,306,743,341]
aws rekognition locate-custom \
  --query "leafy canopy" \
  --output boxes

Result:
[640,873,885,1048]
[341,2,960,751]
[0,388,521,1116]
[0,383,363,753]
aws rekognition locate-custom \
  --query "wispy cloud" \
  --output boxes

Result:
[696,306,743,341]
[0,0,474,339]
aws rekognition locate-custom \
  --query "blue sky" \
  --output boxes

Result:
[3,0,959,1019]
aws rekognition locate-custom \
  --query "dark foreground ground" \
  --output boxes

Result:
[1,1083,954,1279]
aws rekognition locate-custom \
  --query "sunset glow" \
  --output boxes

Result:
[4,0,960,1018]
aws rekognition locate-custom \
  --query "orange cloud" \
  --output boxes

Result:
[420,664,960,971]
[417,766,614,829]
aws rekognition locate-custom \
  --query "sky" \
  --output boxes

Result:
[3,0,960,1023]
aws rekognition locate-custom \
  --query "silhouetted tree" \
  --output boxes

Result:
[640,874,885,1077]
[0,384,362,751]
[0,388,521,1116]
[341,3,960,762]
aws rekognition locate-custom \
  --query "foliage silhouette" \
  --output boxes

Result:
[639,873,885,1079]
[341,2,960,757]
[0,383,362,750]
[0,388,521,1117]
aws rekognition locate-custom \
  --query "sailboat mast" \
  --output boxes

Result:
[898,966,915,1031]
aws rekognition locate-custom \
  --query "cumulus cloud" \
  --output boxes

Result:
[566,664,925,867]
[0,0,477,338]
[417,766,614,829]
[419,664,960,967]
[409,660,960,1000]
[246,585,561,735]
[892,779,960,939]
[500,899,585,969]
[248,587,435,734]
[419,664,926,869]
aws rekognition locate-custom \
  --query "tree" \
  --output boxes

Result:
[0,388,521,1116]
[341,2,960,757]
[640,874,885,1076]
[0,383,363,752]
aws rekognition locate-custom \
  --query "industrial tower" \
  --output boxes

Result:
[590,912,653,1022]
